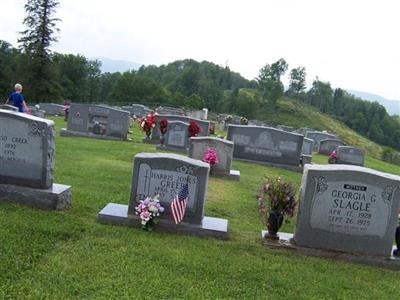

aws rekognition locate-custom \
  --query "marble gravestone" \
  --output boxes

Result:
[98,153,228,239]
[157,121,189,152]
[189,137,240,181]
[60,104,130,140]
[294,164,400,257]
[156,106,185,116]
[0,109,71,210]
[227,125,304,172]
[301,138,314,156]
[38,103,65,116]
[306,131,338,152]
[318,139,345,155]
[336,146,365,166]
[151,115,210,142]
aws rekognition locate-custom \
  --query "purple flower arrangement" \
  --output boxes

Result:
[257,177,297,218]
[134,195,165,231]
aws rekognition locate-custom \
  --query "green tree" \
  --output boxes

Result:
[257,58,288,109]
[185,94,205,109]
[18,0,61,101]
[287,66,306,97]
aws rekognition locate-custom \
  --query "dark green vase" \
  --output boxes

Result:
[266,210,283,239]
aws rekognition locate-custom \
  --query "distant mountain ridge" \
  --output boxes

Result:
[347,89,400,116]
[95,57,142,73]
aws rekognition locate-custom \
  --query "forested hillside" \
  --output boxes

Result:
[1,39,399,151]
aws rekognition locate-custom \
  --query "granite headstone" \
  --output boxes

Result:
[318,139,345,155]
[60,104,130,140]
[98,153,228,239]
[189,137,240,180]
[336,146,365,166]
[0,109,71,210]
[294,164,400,256]
[227,125,304,170]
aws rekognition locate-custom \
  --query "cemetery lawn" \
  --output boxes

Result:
[1,117,399,299]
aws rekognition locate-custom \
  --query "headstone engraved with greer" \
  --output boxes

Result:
[189,137,240,180]
[0,109,71,210]
[318,139,345,155]
[151,115,210,142]
[336,146,365,166]
[60,104,130,140]
[227,125,304,170]
[98,153,228,239]
[294,164,400,256]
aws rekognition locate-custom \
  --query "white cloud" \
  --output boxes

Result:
[1,0,400,99]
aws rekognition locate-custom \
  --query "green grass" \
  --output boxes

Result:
[0,117,399,299]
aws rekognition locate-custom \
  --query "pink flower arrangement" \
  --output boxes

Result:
[134,195,164,231]
[202,148,219,165]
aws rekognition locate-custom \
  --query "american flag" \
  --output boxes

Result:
[170,181,189,224]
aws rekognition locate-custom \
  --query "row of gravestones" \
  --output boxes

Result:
[2,108,396,262]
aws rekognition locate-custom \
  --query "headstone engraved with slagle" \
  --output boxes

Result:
[60,104,130,140]
[98,153,228,239]
[227,125,304,171]
[0,109,71,210]
[189,137,240,180]
[294,164,400,256]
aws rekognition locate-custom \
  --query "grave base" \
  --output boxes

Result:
[142,137,158,144]
[60,128,127,141]
[156,145,188,153]
[211,170,240,181]
[261,230,400,270]
[235,159,303,173]
[99,203,228,239]
[0,183,72,210]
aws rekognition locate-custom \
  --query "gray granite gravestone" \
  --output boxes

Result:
[156,106,185,116]
[38,103,65,116]
[301,138,314,156]
[336,146,365,166]
[294,164,400,257]
[60,104,130,140]
[227,125,304,171]
[29,106,46,118]
[150,115,210,142]
[98,153,228,239]
[157,121,189,153]
[0,109,71,210]
[189,137,240,180]
[318,139,345,155]
[122,104,151,118]
[306,131,338,151]
[0,104,18,112]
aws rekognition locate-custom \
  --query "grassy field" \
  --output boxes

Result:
[0,117,399,299]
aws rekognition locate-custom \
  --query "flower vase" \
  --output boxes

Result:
[266,210,283,239]
[160,134,165,146]
[143,218,155,231]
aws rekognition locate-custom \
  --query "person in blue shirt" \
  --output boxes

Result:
[5,83,29,113]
